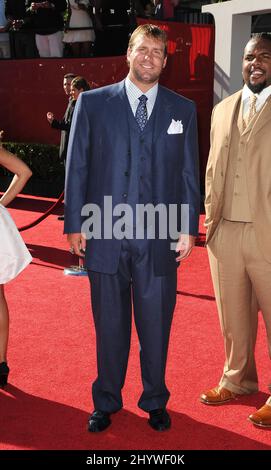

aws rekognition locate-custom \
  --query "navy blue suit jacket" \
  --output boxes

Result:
[64,80,200,275]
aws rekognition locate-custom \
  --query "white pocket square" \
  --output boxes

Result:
[167,119,183,134]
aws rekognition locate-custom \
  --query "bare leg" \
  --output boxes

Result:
[0,285,9,363]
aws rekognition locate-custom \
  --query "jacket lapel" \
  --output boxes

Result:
[106,80,129,137]
[153,86,173,142]
[237,97,245,134]
[245,95,271,138]
[225,91,242,139]
[216,91,242,176]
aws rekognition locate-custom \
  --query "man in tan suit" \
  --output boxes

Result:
[200,33,271,428]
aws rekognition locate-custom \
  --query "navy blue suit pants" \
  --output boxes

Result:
[88,237,177,413]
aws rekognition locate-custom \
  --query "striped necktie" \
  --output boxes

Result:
[243,94,257,129]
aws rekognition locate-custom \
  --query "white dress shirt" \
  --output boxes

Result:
[242,83,271,116]
[125,77,158,119]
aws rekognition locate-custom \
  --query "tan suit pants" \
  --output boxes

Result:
[208,219,271,396]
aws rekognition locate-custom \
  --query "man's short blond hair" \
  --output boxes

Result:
[128,24,168,56]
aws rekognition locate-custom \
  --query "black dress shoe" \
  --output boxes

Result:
[0,362,9,388]
[87,410,111,433]
[57,214,64,221]
[148,408,171,431]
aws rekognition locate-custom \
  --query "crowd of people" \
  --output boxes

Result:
[1,18,271,434]
[0,1,183,59]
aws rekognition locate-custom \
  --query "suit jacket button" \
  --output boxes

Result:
[122,193,127,198]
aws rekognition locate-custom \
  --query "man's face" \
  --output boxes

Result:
[242,38,271,93]
[63,78,73,96]
[127,34,167,91]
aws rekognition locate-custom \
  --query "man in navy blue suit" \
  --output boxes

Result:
[64,24,200,432]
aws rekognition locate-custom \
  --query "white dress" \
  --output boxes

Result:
[63,0,95,44]
[0,204,32,284]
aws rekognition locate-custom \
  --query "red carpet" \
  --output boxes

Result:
[0,195,271,450]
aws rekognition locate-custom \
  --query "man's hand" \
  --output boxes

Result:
[175,234,196,262]
[46,112,54,124]
[67,233,86,257]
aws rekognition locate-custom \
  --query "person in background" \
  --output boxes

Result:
[47,73,76,220]
[200,33,271,429]
[4,0,38,58]
[26,1,66,57]
[63,0,95,57]
[93,0,130,56]
[0,146,32,387]
[0,0,6,25]
[47,73,77,164]
[152,0,179,21]
[64,24,199,433]
[70,75,91,99]
[47,74,90,220]
[0,0,10,58]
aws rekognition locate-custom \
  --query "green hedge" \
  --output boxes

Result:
[0,142,64,181]
[0,142,65,197]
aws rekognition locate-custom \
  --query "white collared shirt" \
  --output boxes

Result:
[125,76,158,119]
[242,83,271,116]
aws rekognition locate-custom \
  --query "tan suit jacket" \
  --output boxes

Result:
[205,90,271,262]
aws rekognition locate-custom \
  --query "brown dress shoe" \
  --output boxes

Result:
[200,386,238,405]
[248,404,271,428]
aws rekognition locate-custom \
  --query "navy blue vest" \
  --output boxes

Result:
[125,95,156,228]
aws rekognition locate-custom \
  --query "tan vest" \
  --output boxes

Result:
[222,101,258,222]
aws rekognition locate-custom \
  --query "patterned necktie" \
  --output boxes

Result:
[244,94,257,129]
[135,95,148,131]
